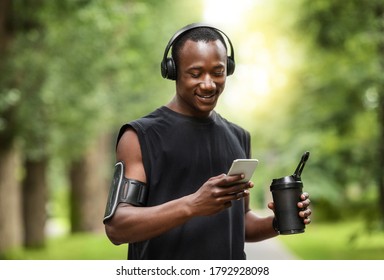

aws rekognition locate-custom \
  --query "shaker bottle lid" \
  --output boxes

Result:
[293,151,310,180]
[272,175,299,184]
[270,151,310,190]
[270,175,301,190]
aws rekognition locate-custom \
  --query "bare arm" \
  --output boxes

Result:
[105,128,251,244]
[244,196,277,242]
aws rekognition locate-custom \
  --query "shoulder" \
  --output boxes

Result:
[115,128,147,182]
[115,107,166,146]
[129,107,166,130]
[116,128,140,161]
[215,112,250,138]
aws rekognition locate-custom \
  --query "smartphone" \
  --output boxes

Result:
[227,159,259,183]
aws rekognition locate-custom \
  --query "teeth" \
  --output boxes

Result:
[201,94,214,98]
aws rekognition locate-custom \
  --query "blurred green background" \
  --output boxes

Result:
[1,0,384,260]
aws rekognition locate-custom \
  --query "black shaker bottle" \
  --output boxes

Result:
[270,151,310,234]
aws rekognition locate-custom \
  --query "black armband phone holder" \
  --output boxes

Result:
[103,161,148,223]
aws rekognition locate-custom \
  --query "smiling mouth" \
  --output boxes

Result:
[196,93,215,100]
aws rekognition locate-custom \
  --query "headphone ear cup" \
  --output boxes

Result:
[160,60,168,79]
[160,58,176,80]
[165,58,177,80]
[227,57,235,76]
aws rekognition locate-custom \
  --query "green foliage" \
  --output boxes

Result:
[0,0,205,252]
[237,0,384,222]
[2,0,204,161]
[4,233,127,260]
[290,0,383,219]
[4,220,384,260]
[297,0,382,51]
[281,220,384,259]
[4,0,383,254]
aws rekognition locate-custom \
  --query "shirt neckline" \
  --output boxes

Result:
[159,106,217,124]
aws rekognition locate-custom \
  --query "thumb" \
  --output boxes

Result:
[267,202,275,211]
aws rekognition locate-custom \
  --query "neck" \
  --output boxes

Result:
[166,96,213,119]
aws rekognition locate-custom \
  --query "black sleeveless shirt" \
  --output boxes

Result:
[117,106,251,260]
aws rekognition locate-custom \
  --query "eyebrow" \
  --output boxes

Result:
[187,64,225,71]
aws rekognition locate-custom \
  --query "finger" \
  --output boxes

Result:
[299,208,312,218]
[234,192,243,200]
[301,192,309,200]
[209,173,227,181]
[220,189,249,203]
[298,198,311,209]
[245,181,254,189]
[267,201,275,211]
[221,182,249,196]
[228,190,249,201]
[234,190,249,200]
[221,173,245,186]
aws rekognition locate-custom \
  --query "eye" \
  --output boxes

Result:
[213,71,225,77]
[189,71,201,78]
[212,66,225,77]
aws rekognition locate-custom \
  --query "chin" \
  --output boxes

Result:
[197,104,217,115]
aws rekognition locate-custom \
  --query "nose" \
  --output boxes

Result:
[199,76,216,91]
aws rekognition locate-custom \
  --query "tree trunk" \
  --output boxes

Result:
[378,92,384,227]
[0,0,23,251]
[0,143,22,256]
[69,134,111,233]
[376,2,384,228]
[0,0,12,54]
[22,158,48,248]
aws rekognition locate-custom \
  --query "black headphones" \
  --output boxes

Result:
[160,23,236,80]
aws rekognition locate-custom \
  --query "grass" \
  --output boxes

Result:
[3,220,384,260]
[279,220,384,260]
[4,233,128,260]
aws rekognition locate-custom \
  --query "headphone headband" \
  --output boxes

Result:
[160,23,235,80]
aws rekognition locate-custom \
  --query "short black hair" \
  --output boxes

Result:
[171,27,227,69]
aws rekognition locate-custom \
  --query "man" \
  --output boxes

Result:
[104,23,312,260]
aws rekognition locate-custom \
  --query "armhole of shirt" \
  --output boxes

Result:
[115,122,151,186]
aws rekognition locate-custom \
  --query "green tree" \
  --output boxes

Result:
[292,0,384,224]
[232,0,383,225]
[0,0,203,256]
[42,0,204,233]
[0,0,49,251]
[0,0,23,256]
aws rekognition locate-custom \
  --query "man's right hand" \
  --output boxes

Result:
[186,173,254,217]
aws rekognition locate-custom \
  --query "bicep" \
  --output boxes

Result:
[116,128,146,183]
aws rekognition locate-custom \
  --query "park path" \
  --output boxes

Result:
[244,209,298,260]
[244,237,297,260]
